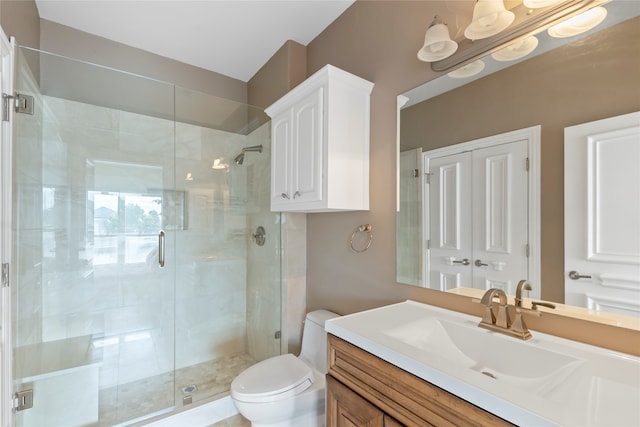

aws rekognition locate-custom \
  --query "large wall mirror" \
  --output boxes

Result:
[396,1,639,328]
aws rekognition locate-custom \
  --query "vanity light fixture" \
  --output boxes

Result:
[522,0,565,9]
[491,35,539,61]
[464,0,515,40]
[548,6,607,38]
[417,16,458,62]
[429,0,609,72]
[447,60,486,79]
[211,158,229,170]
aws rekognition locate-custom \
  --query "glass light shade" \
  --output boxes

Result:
[212,158,228,169]
[523,0,564,8]
[447,60,486,78]
[548,6,607,38]
[464,0,515,40]
[417,17,458,62]
[491,36,539,61]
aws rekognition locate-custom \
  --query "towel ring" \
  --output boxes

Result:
[349,224,373,253]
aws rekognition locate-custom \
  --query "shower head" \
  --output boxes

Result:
[234,145,263,165]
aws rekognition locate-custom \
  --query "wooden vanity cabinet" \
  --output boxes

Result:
[326,334,514,427]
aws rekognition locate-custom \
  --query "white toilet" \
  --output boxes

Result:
[230,310,339,427]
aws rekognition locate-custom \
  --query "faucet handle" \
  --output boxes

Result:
[532,301,556,310]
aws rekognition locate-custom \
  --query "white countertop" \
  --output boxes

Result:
[325,300,640,427]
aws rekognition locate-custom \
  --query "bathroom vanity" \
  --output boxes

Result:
[326,335,510,426]
[325,301,640,427]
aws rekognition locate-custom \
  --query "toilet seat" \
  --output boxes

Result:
[231,353,314,403]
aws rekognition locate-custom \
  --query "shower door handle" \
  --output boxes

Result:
[158,230,165,268]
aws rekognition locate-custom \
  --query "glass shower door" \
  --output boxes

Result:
[13,47,178,426]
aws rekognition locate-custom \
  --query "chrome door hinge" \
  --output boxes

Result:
[1,93,12,122]
[412,168,419,178]
[15,93,34,115]
[525,244,530,257]
[2,92,34,121]
[1,263,8,287]
[13,389,33,411]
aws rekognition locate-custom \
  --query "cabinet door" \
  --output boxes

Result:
[271,109,293,207]
[327,375,384,427]
[291,87,324,205]
[384,416,405,427]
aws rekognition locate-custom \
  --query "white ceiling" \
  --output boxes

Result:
[34,0,355,82]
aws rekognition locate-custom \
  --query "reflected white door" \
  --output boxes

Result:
[564,112,640,315]
[428,152,473,291]
[427,140,529,294]
[472,141,529,294]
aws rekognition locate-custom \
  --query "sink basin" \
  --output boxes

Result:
[325,300,640,427]
[383,317,584,395]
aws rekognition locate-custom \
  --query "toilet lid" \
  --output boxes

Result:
[231,353,314,403]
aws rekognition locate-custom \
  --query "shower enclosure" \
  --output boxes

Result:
[10,47,281,426]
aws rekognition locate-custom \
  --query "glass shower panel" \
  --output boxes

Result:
[13,48,177,426]
[172,87,281,405]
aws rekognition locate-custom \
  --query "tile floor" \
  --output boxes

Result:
[99,353,254,426]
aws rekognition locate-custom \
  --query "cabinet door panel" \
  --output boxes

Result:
[271,111,292,206]
[292,87,324,204]
[327,375,384,427]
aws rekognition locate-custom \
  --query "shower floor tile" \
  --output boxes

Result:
[98,352,255,426]
[208,414,250,427]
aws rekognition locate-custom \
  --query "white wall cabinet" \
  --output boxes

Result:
[265,65,374,212]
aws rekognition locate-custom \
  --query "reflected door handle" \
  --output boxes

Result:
[158,230,165,268]
[453,258,470,266]
[568,270,591,280]
[475,259,488,267]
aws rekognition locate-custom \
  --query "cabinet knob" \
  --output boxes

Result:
[281,193,290,199]
[293,191,301,199]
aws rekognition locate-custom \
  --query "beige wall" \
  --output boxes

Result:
[248,40,306,109]
[1,0,40,48]
[401,18,640,303]
[39,19,246,102]
[303,1,640,355]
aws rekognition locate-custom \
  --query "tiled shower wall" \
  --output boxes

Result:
[15,90,280,387]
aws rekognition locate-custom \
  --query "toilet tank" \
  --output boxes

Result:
[298,309,339,374]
